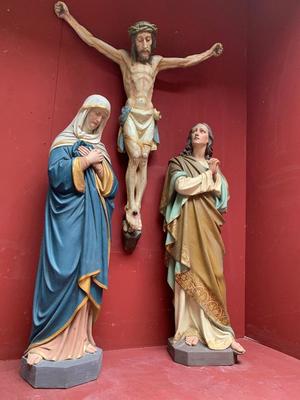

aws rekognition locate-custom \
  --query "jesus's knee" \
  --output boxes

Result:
[128,155,140,168]
[139,158,148,169]
[141,149,150,164]
[126,144,141,161]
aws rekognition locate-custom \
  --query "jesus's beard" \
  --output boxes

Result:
[137,51,152,64]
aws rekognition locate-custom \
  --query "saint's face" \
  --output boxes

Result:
[135,31,152,62]
[191,124,209,146]
[83,108,103,133]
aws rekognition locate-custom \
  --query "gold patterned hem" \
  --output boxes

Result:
[175,270,230,326]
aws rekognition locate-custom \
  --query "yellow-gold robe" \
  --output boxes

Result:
[160,155,235,349]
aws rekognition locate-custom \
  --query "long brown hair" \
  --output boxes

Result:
[181,123,214,159]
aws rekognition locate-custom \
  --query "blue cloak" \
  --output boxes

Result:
[28,141,118,348]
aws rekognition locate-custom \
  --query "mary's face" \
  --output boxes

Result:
[191,123,209,146]
[83,108,103,133]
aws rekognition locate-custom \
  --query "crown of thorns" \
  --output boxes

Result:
[128,21,157,36]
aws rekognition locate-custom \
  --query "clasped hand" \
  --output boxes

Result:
[78,146,104,175]
[208,158,220,175]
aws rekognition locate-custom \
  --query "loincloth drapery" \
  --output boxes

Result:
[117,106,161,153]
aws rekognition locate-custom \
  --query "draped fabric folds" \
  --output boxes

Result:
[27,142,117,352]
[26,95,118,359]
[160,155,235,347]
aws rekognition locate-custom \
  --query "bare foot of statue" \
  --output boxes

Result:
[185,336,199,346]
[231,340,246,355]
[125,207,142,232]
[26,352,43,365]
[84,343,97,353]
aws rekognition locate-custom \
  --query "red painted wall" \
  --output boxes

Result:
[246,0,300,358]
[0,0,246,360]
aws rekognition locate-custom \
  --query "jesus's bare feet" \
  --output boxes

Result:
[125,207,142,232]
[231,340,246,355]
[27,352,43,365]
[185,335,199,346]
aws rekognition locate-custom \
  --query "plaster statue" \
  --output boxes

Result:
[54,2,223,249]
[25,95,118,365]
[160,123,245,354]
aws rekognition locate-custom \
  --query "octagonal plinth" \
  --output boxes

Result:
[168,338,236,366]
[20,348,103,388]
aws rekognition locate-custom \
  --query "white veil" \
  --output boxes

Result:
[50,94,112,162]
